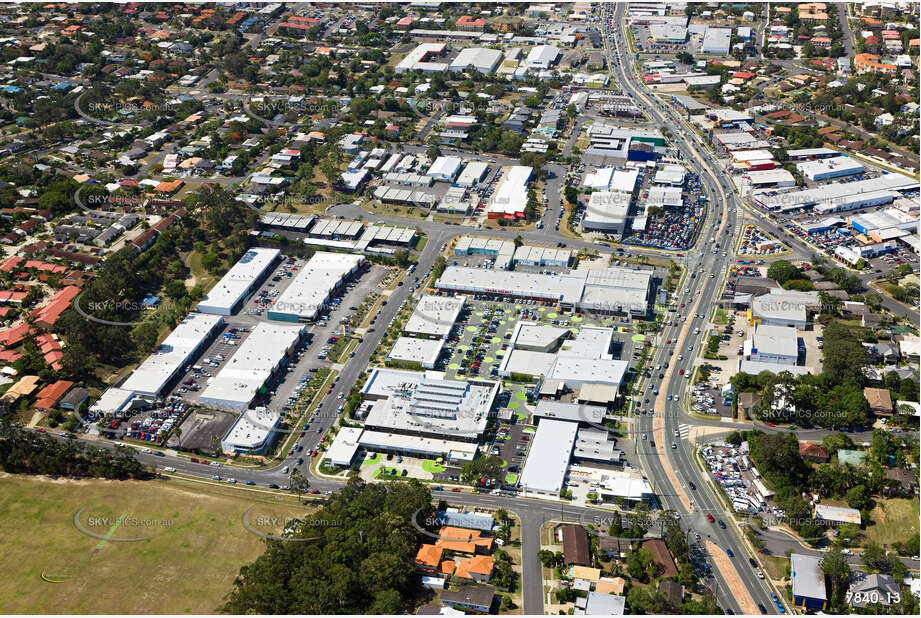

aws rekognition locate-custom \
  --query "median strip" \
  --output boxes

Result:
[705,540,759,615]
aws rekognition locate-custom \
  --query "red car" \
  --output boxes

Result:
[451,487,461,492]
[37,427,46,433]
[299,431,305,437]
[310,489,320,494]
[707,513,715,523]
[680,303,685,308]
[311,450,319,457]
[678,369,684,375]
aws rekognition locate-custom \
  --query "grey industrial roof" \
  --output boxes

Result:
[791,553,827,602]
[582,592,625,615]
[434,510,495,532]
[535,400,605,425]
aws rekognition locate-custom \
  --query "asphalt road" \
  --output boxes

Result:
[605,3,786,612]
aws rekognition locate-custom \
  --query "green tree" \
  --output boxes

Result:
[289,468,310,499]
[767,260,800,284]
[821,548,851,610]
[845,484,871,510]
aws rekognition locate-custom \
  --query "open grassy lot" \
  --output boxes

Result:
[0,473,312,614]
[863,498,920,548]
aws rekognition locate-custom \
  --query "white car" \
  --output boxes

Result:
[164,466,176,473]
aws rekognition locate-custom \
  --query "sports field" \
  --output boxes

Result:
[0,473,312,613]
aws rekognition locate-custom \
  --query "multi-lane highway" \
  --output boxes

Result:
[604,3,786,612]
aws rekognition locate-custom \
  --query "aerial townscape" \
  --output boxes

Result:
[0,1,919,617]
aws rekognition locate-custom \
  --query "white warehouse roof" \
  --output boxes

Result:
[489,165,533,216]
[268,252,364,321]
[427,155,463,181]
[121,313,224,397]
[449,47,502,73]
[325,426,364,467]
[198,321,305,411]
[221,406,280,453]
[796,156,864,180]
[404,294,466,338]
[519,419,578,495]
[653,164,686,185]
[395,42,447,73]
[386,336,445,369]
[197,247,280,315]
[525,44,560,69]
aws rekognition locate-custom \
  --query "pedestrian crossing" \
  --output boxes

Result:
[677,424,691,439]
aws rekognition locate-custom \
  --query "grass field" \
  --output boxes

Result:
[863,498,919,547]
[0,473,313,614]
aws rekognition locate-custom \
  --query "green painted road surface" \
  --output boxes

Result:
[465,326,478,332]
[491,337,502,343]
[571,316,583,322]
[547,312,558,319]
[448,363,460,370]
[516,411,527,422]
[362,453,382,467]
[513,390,527,401]
[422,460,446,474]
[522,426,536,434]
[632,334,646,342]
[507,400,520,409]
[505,473,519,484]
[537,307,546,312]
[373,466,399,479]
[484,356,494,363]
[456,345,468,352]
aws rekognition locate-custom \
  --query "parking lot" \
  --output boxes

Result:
[438,297,640,382]
[737,224,787,256]
[630,167,707,250]
[784,219,918,274]
[101,396,191,445]
[690,383,734,419]
[567,159,707,250]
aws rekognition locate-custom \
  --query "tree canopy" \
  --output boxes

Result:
[223,478,432,614]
